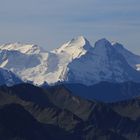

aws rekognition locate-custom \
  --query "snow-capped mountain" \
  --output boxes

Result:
[0,37,140,86]
[113,43,140,70]
[0,68,22,86]
[0,37,92,85]
[48,36,93,84]
[61,38,140,85]
[0,42,44,54]
[0,43,50,85]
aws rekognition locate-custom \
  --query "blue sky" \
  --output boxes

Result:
[0,0,140,53]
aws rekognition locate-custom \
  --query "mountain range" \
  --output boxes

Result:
[1,37,140,139]
[0,83,140,140]
[1,36,140,86]
[64,81,140,102]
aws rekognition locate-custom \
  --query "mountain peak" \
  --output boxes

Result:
[94,38,111,48]
[63,36,91,49]
[112,42,140,70]
[53,36,92,59]
[68,36,88,45]
[93,38,113,55]
[0,43,44,54]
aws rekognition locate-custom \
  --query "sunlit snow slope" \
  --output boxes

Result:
[0,37,140,85]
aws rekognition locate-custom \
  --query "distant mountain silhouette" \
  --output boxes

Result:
[61,81,140,102]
